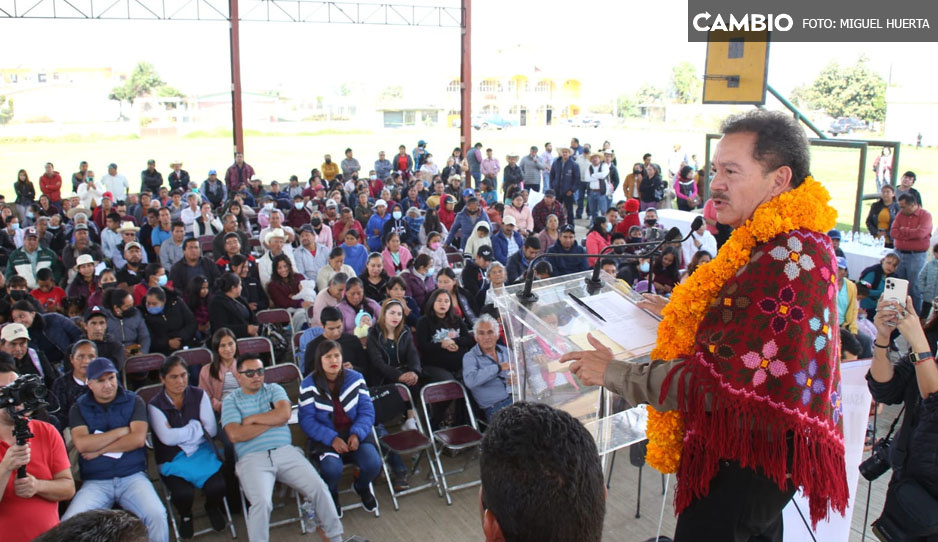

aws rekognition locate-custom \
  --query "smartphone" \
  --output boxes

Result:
[882,277,909,307]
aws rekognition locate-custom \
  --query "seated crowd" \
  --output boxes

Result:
[3,139,919,541]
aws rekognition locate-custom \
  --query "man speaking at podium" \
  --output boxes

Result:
[563,110,848,541]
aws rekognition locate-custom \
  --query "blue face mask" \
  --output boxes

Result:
[605,222,612,232]
[146,304,164,315]
[392,211,402,220]
[26,212,34,219]
[639,262,650,273]
[10,223,19,231]
[157,275,168,286]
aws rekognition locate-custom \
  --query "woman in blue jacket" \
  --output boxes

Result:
[299,339,381,516]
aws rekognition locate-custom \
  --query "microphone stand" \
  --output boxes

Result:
[517,226,688,303]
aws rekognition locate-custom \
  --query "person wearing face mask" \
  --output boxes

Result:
[642,207,666,242]
[310,213,334,249]
[133,262,171,305]
[585,217,612,267]
[321,154,339,182]
[418,231,449,272]
[141,286,197,355]
[256,195,279,229]
[101,288,151,355]
[400,253,436,310]
[0,216,23,252]
[381,203,411,247]
[287,195,311,229]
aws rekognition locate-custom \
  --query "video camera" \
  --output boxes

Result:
[0,374,49,479]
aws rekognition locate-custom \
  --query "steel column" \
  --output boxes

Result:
[459,0,471,152]
[229,0,244,154]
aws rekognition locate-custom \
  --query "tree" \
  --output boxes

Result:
[109,61,185,119]
[798,57,887,122]
[634,83,667,105]
[670,61,700,104]
[616,94,639,118]
[0,95,13,125]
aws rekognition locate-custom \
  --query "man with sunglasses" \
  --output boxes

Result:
[221,356,344,542]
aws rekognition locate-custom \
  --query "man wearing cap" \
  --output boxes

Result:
[12,296,83,366]
[160,221,187,269]
[365,199,391,252]
[545,224,589,276]
[4,226,62,289]
[492,215,524,266]
[63,357,169,542]
[257,228,296,288]
[268,181,291,211]
[225,152,255,194]
[520,146,545,192]
[827,229,845,258]
[167,160,190,193]
[201,170,227,208]
[81,307,126,373]
[550,147,582,227]
[412,140,429,174]
[531,189,566,233]
[294,225,330,283]
[100,163,129,203]
[445,196,491,251]
[0,322,57,390]
[115,242,146,289]
[462,245,494,303]
[140,159,163,195]
[62,223,105,285]
[169,237,221,293]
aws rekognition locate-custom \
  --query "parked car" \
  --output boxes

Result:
[472,115,517,130]
[829,117,867,136]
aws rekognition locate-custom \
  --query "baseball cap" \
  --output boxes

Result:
[476,245,494,261]
[75,254,96,267]
[87,357,118,380]
[108,163,118,169]
[836,256,848,269]
[326,199,338,208]
[502,215,517,226]
[124,241,143,252]
[375,199,388,208]
[23,227,38,238]
[462,188,474,198]
[299,224,315,234]
[560,224,576,234]
[74,223,89,231]
[224,231,241,241]
[85,305,107,320]
[544,189,557,197]
[0,323,29,343]
[827,230,841,240]
[208,169,217,176]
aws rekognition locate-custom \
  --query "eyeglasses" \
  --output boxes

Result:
[238,368,265,378]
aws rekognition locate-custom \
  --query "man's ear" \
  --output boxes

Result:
[770,165,795,197]
[482,509,506,542]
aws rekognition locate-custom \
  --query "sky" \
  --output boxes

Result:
[1,0,937,99]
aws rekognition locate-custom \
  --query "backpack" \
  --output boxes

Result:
[259,322,290,364]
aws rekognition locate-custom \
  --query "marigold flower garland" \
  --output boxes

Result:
[645,176,837,473]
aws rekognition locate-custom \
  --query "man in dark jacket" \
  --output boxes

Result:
[11,299,82,366]
[141,288,198,355]
[461,245,493,303]
[167,161,190,192]
[82,305,126,372]
[545,224,589,276]
[303,307,370,380]
[140,159,163,195]
[444,197,491,250]
[549,148,581,226]
[169,238,221,292]
[507,236,541,284]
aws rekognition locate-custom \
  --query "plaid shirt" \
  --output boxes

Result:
[531,199,566,233]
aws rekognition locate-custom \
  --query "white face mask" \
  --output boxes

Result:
[264,203,274,211]
[295,202,304,210]
[370,174,377,180]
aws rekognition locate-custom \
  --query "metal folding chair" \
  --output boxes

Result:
[419,380,483,505]
[199,235,215,258]
[236,337,275,366]
[123,353,166,389]
[162,478,237,540]
[256,308,291,327]
[371,384,441,511]
[173,347,214,371]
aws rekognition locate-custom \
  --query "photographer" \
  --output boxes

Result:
[867,295,938,540]
[0,363,75,542]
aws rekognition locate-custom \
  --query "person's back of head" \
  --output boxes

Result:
[480,402,605,542]
[34,509,147,542]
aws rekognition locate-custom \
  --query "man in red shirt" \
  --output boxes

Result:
[0,363,75,542]
[39,163,62,204]
[891,192,933,314]
[224,152,255,194]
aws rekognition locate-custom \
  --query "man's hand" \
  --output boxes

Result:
[246,324,259,336]
[14,473,39,498]
[168,338,182,351]
[0,443,30,473]
[332,437,349,454]
[398,372,418,386]
[81,450,103,461]
[348,434,360,452]
[559,333,613,387]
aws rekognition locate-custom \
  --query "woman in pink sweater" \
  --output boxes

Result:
[673,165,700,211]
[503,192,533,236]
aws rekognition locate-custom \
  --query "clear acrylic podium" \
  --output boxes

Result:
[492,269,661,456]
[493,269,674,535]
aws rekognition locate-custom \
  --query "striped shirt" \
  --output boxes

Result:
[221,383,291,459]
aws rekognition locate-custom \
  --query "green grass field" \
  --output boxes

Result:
[2,124,935,230]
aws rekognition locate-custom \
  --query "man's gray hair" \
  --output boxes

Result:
[474,313,500,336]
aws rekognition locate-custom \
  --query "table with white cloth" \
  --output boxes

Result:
[646,207,888,280]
